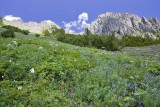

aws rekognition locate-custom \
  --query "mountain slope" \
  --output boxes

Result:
[87,12,160,38]
[0,33,160,106]
[3,18,60,34]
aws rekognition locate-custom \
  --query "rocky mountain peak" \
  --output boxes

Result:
[3,16,60,34]
[87,12,160,38]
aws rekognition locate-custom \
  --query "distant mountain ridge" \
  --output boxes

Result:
[87,12,160,39]
[3,16,60,34]
[2,13,160,38]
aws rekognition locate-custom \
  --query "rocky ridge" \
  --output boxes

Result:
[87,12,160,39]
[3,19,60,34]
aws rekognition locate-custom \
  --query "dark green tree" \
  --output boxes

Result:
[0,17,3,26]
[42,29,50,36]
[0,29,15,38]
[84,28,91,35]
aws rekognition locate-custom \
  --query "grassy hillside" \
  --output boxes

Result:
[0,32,160,106]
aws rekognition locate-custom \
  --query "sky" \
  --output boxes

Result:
[0,0,160,33]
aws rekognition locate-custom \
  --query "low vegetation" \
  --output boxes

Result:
[0,29,15,38]
[0,30,160,106]
[0,17,3,26]
[55,32,160,51]
[2,25,30,35]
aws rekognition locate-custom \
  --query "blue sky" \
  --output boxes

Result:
[0,0,159,33]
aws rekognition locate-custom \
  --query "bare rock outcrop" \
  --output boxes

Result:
[87,12,160,38]
[3,19,60,34]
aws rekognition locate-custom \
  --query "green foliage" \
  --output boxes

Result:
[35,33,40,37]
[84,28,91,35]
[0,17,3,26]
[57,33,122,51]
[0,34,160,106]
[2,25,30,35]
[56,31,160,51]
[42,29,50,36]
[122,35,160,47]
[0,29,15,38]
[52,28,65,35]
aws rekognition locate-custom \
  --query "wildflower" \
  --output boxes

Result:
[55,44,58,47]
[38,47,43,50]
[124,96,130,101]
[11,40,18,46]
[9,60,12,63]
[18,86,22,90]
[130,76,134,79]
[7,44,12,47]
[127,83,130,87]
[2,76,4,78]
[30,68,35,73]
[124,63,130,67]
[130,60,134,63]
[101,47,105,49]
[132,84,135,91]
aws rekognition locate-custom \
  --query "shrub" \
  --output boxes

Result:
[2,25,30,35]
[35,34,40,37]
[42,29,50,36]
[21,30,30,35]
[0,17,3,26]
[52,28,65,35]
[122,35,160,47]
[0,29,15,38]
[57,33,123,51]
[56,31,160,51]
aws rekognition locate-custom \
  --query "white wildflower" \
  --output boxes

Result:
[130,76,134,79]
[55,44,58,47]
[18,86,22,90]
[38,47,43,50]
[7,44,12,47]
[11,40,18,46]
[9,60,12,63]
[130,60,134,63]
[2,76,4,78]
[30,68,35,73]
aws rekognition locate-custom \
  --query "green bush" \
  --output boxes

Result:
[0,17,3,26]
[42,29,50,36]
[2,25,30,35]
[57,33,123,51]
[0,35,160,106]
[122,35,160,47]
[0,29,15,38]
[35,33,40,37]
[56,30,160,51]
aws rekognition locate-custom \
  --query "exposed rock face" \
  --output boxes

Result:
[3,19,60,33]
[87,12,160,38]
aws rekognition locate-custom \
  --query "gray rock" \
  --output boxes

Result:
[3,19,60,34]
[87,12,160,39]
[142,32,158,40]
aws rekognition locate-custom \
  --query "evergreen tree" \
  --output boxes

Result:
[42,29,50,36]
[0,17,3,26]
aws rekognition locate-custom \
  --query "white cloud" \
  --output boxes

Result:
[78,12,88,23]
[63,12,89,34]
[4,15,22,21]
[63,21,77,28]
[44,20,54,24]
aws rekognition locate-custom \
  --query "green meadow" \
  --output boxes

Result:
[0,27,160,107]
